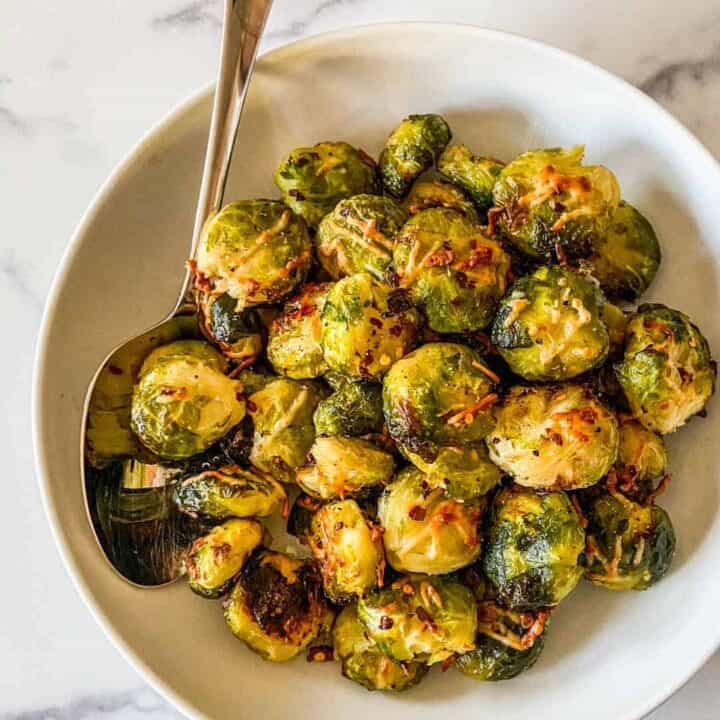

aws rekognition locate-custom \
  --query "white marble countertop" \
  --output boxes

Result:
[4,0,720,717]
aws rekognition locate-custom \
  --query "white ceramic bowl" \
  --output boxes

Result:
[33,23,720,720]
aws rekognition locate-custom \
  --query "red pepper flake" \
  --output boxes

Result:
[246,399,258,413]
[358,148,377,167]
[369,317,383,329]
[415,606,437,630]
[486,207,503,236]
[379,616,394,630]
[440,654,456,672]
[307,645,334,663]
[107,364,123,375]
[459,245,493,270]
[408,506,427,521]
[334,521,344,532]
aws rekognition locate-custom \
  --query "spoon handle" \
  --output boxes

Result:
[177,0,273,307]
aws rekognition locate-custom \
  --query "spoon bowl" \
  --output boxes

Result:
[80,0,273,586]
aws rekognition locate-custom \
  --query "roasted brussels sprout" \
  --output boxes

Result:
[383,343,497,461]
[455,602,548,681]
[86,314,199,468]
[393,208,511,333]
[224,550,331,661]
[358,575,477,664]
[186,518,264,598]
[614,419,668,503]
[379,114,451,198]
[320,273,420,379]
[247,377,324,483]
[130,340,245,460]
[404,180,479,221]
[491,145,620,261]
[308,499,385,602]
[296,436,395,500]
[199,293,264,362]
[404,443,501,500]
[491,265,610,381]
[378,466,484,574]
[487,384,618,491]
[274,141,378,228]
[483,485,585,609]
[267,283,331,379]
[195,200,312,310]
[616,304,715,434]
[438,144,504,210]
[315,195,408,281]
[313,378,384,437]
[333,605,428,691]
[581,482,676,590]
[174,465,286,519]
[581,202,661,301]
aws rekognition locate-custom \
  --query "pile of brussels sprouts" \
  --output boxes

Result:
[122,114,715,690]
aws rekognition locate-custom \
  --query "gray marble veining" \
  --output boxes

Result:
[640,44,720,100]
[152,1,222,29]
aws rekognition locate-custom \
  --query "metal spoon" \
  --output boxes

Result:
[80,0,273,587]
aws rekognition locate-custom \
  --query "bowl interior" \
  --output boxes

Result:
[34,24,720,720]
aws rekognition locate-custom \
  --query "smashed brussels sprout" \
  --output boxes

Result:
[581,202,661,301]
[616,304,715,434]
[296,436,395,500]
[224,550,331,661]
[195,200,312,310]
[491,145,620,261]
[394,208,511,333]
[267,283,331,379]
[358,575,477,664]
[308,499,385,602]
[379,114,451,197]
[438,144,504,210]
[320,273,420,379]
[404,180,479,221]
[247,377,324,483]
[404,443,501,500]
[186,518,264,598]
[174,465,286,519]
[313,378,384,437]
[491,265,610,381]
[316,195,408,281]
[130,340,245,460]
[200,293,264,362]
[487,384,618,491]
[333,605,428,691]
[614,419,668,503]
[383,343,497,461]
[378,466,484,574]
[455,602,548,681]
[483,485,585,609]
[274,141,378,228]
[581,483,676,590]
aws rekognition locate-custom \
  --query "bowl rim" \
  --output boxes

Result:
[31,21,720,720]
